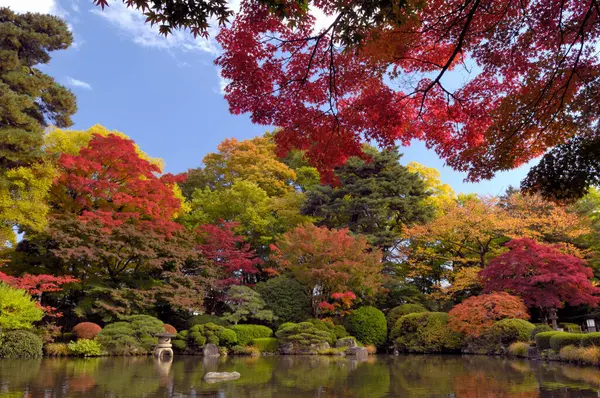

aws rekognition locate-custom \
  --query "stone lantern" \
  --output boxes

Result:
[549,308,559,330]
[154,333,176,358]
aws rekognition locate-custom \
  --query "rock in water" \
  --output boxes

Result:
[335,337,357,348]
[346,347,368,359]
[204,372,241,382]
[202,343,220,357]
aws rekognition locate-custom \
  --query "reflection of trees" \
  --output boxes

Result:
[94,358,160,397]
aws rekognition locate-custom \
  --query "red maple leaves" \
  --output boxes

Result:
[217,0,600,180]
[53,133,185,236]
[480,238,600,310]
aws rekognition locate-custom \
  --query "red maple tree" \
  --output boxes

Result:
[196,221,263,285]
[448,292,529,337]
[480,238,600,311]
[0,271,77,317]
[52,133,184,236]
[216,0,600,180]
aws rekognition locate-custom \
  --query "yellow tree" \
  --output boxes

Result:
[407,162,456,214]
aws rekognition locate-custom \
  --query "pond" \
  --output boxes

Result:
[1,355,600,397]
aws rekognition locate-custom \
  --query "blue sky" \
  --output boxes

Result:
[6,0,535,195]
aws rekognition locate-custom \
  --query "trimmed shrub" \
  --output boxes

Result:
[345,306,387,347]
[530,324,552,340]
[186,322,238,348]
[580,332,600,347]
[535,331,562,350]
[255,277,313,324]
[508,342,530,357]
[188,331,206,346]
[387,304,428,329]
[172,339,187,351]
[230,324,273,346]
[307,319,348,345]
[487,318,535,345]
[45,343,69,356]
[216,328,238,348]
[550,332,583,352]
[276,322,331,346]
[231,345,260,356]
[72,322,102,340]
[97,315,164,355]
[391,312,462,353]
[0,284,44,330]
[68,339,103,357]
[0,330,43,359]
[560,323,582,333]
[188,314,229,328]
[251,337,279,352]
[163,324,177,334]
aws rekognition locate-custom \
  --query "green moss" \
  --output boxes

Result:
[229,324,273,346]
[391,312,462,353]
[345,306,387,347]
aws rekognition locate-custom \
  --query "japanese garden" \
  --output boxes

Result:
[3,0,600,396]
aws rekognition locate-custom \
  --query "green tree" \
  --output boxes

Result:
[255,277,312,324]
[223,285,276,325]
[0,284,43,330]
[302,147,432,259]
[0,8,76,246]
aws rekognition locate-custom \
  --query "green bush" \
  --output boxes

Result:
[185,322,238,348]
[391,312,462,353]
[530,324,553,341]
[276,322,331,346]
[307,319,348,345]
[172,339,187,351]
[580,332,600,347]
[188,331,206,346]
[216,328,238,348]
[188,314,229,328]
[68,339,103,357]
[550,332,583,352]
[230,324,273,346]
[96,315,164,355]
[487,318,535,345]
[0,330,43,359]
[45,342,69,356]
[387,304,428,329]
[560,323,582,333]
[0,284,44,330]
[255,277,312,324]
[345,306,387,347]
[250,337,279,352]
[535,331,562,350]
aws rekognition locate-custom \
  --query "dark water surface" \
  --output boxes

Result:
[1,355,600,397]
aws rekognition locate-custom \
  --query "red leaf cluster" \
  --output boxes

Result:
[448,292,529,337]
[480,238,600,310]
[217,0,600,180]
[196,221,263,285]
[53,133,184,236]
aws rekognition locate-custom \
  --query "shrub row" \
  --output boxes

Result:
[230,324,273,346]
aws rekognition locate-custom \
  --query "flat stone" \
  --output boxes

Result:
[203,372,241,382]
[346,347,368,358]
[202,343,220,357]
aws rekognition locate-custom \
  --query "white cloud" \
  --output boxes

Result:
[90,2,220,55]
[66,76,92,90]
[0,0,58,14]
[311,6,337,34]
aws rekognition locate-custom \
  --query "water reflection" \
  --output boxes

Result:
[1,355,600,397]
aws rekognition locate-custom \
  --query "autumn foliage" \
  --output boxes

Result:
[480,238,600,310]
[72,322,102,340]
[448,292,530,337]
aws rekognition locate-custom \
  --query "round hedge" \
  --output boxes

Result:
[487,318,535,345]
[549,332,583,352]
[345,306,387,347]
[72,322,102,340]
[275,322,331,346]
[530,324,552,341]
[391,312,462,353]
[229,324,273,346]
[0,330,43,359]
[386,304,428,329]
[535,331,562,350]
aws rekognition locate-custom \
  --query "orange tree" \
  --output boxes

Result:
[270,224,382,317]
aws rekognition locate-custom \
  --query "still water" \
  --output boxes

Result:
[1,355,600,397]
